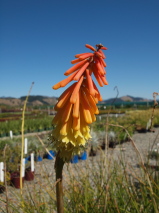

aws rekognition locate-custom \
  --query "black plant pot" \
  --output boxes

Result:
[0,185,5,193]
[109,141,116,148]
[89,148,97,156]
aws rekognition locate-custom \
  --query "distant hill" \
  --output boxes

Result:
[0,95,152,107]
[0,96,58,107]
[101,95,152,104]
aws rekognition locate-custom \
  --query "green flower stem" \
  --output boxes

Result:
[55,152,65,213]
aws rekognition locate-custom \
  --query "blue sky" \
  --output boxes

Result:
[0,0,159,100]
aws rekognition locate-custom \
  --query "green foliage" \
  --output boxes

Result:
[0,116,53,136]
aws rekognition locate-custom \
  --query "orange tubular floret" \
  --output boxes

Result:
[98,49,106,59]
[82,87,99,114]
[75,53,88,58]
[101,46,108,50]
[93,58,105,76]
[61,100,73,122]
[73,116,80,131]
[80,93,93,124]
[52,110,62,125]
[57,83,76,108]
[98,57,107,67]
[85,69,95,96]
[81,105,92,124]
[52,82,61,90]
[64,60,88,76]
[85,44,96,52]
[73,92,79,118]
[71,58,82,64]
[60,71,78,87]
[99,75,108,85]
[79,53,94,60]
[93,81,103,101]
[73,61,90,81]
[52,71,77,89]
[89,64,104,87]
[95,51,103,58]
[70,76,84,104]
[98,59,106,74]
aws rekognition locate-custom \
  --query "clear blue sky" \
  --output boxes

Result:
[0,0,159,100]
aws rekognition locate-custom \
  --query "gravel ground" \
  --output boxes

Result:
[1,128,159,211]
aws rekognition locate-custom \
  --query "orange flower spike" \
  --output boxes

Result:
[70,76,84,104]
[64,60,87,76]
[85,44,96,52]
[85,69,95,96]
[73,61,90,81]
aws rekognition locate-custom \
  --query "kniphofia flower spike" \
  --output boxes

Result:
[52,44,108,161]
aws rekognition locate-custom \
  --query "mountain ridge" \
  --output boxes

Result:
[0,95,152,107]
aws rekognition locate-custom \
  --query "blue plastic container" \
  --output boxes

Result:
[36,155,43,162]
[46,150,56,160]
[70,155,79,164]
[25,158,29,164]
[79,151,87,160]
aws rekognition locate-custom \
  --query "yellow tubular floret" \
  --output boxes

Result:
[81,105,92,124]
[60,122,68,136]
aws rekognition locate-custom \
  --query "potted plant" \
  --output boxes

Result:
[108,131,117,148]
[25,165,34,181]
[28,142,44,162]
[6,143,24,188]
[89,130,99,156]
[0,181,5,194]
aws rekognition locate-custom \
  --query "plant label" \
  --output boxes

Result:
[24,138,28,154]
[22,158,25,177]
[10,130,13,139]
[0,162,4,182]
[31,153,34,172]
